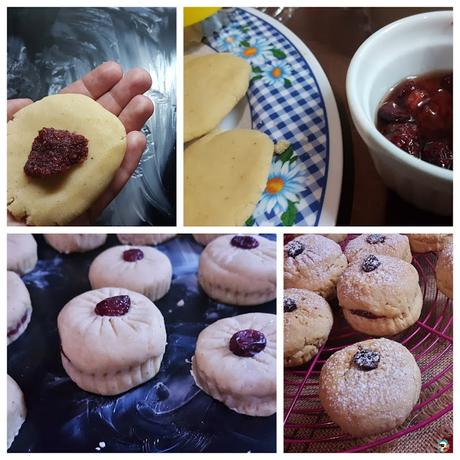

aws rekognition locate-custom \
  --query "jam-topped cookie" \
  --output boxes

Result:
[7,271,32,345]
[284,235,347,300]
[191,312,276,416]
[89,245,172,302]
[337,254,422,336]
[319,338,421,437]
[44,234,107,254]
[284,288,333,367]
[198,234,276,306]
[58,287,166,395]
[344,233,412,263]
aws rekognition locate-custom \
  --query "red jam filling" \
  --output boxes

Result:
[7,311,29,337]
[377,72,453,170]
[95,295,130,316]
[353,348,380,371]
[123,248,144,262]
[24,127,89,177]
[229,329,267,357]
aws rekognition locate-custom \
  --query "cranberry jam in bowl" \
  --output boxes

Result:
[347,11,453,215]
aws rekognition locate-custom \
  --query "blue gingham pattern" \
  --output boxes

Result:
[207,8,329,226]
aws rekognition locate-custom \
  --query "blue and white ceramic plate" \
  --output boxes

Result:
[205,8,343,226]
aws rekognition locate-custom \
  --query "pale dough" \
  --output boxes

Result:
[191,313,276,416]
[89,245,172,301]
[117,234,176,246]
[7,234,37,275]
[193,234,222,245]
[44,234,107,253]
[185,129,274,225]
[7,375,26,450]
[184,53,251,142]
[7,271,32,345]
[8,94,127,225]
[58,287,167,395]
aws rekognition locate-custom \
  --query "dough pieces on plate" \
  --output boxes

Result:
[184,53,251,142]
[185,129,274,225]
[8,94,126,225]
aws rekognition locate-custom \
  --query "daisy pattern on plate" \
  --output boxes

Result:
[214,28,245,52]
[261,62,293,87]
[237,38,272,66]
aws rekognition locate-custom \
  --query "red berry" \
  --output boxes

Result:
[422,141,453,169]
[405,89,429,112]
[123,248,144,262]
[384,123,420,157]
[393,79,417,100]
[229,329,267,357]
[416,91,452,139]
[95,295,131,316]
[377,101,411,123]
[441,73,452,92]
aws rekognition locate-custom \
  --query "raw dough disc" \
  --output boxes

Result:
[8,94,127,225]
[184,53,251,142]
[7,375,26,450]
[185,129,274,225]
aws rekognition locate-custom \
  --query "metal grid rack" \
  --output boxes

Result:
[284,237,453,453]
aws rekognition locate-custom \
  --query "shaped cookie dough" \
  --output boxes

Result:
[44,234,107,253]
[8,94,126,225]
[184,53,251,142]
[7,271,32,345]
[7,234,37,275]
[185,129,273,225]
[7,375,26,450]
[117,234,176,246]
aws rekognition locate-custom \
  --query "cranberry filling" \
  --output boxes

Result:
[286,240,304,258]
[123,248,144,262]
[284,297,297,312]
[24,127,89,177]
[95,295,130,316]
[366,234,385,245]
[230,235,259,249]
[361,254,381,273]
[229,329,267,357]
[7,311,29,337]
[353,348,380,371]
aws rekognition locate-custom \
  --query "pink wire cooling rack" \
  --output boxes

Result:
[284,238,453,453]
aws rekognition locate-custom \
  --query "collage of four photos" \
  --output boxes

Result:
[6,4,453,454]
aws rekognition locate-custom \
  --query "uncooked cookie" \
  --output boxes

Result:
[191,312,276,416]
[184,53,251,142]
[321,234,348,243]
[319,338,421,437]
[7,375,26,450]
[337,254,423,336]
[344,233,412,263]
[284,289,333,367]
[44,234,107,253]
[7,271,32,345]
[8,94,126,225]
[117,234,176,246]
[58,287,166,395]
[408,234,452,253]
[193,234,221,246]
[199,235,276,305]
[89,245,172,301]
[436,242,453,299]
[185,129,274,225]
[7,234,37,275]
[284,235,347,300]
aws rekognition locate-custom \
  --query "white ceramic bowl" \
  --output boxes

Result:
[347,11,453,215]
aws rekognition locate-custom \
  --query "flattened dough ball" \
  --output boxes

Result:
[193,234,221,246]
[191,312,276,416]
[44,234,107,253]
[89,245,172,301]
[58,287,167,395]
[7,375,26,450]
[7,271,32,345]
[185,129,274,225]
[184,53,251,141]
[7,234,37,275]
[8,94,126,225]
[117,234,176,246]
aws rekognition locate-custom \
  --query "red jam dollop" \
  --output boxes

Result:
[229,329,267,357]
[123,248,144,262]
[95,295,130,317]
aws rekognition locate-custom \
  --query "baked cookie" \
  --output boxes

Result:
[8,94,126,225]
[7,271,32,345]
[7,375,26,449]
[284,289,333,367]
[89,245,172,301]
[436,242,453,299]
[344,233,412,263]
[284,235,347,300]
[44,234,107,253]
[58,287,166,395]
[117,234,176,246]
[337,254,423,336]
[191,312,276,416]
[198,235,276,305]
[321,234,348,243]
[193,234,221,246]
[319,338,421,437]
[408,234,452,253]
[7,234,37,275]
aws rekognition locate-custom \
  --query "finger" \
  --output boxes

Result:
[118,94,154,133]
[97,67,152,116]
[7,98,33,121]
[87,131,146,221]
[60,61,123,99]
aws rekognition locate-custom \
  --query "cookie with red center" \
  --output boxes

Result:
[191,312,276,416]
[89,245,172,302]
[7,271,32,345]
[57,287,166,395]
